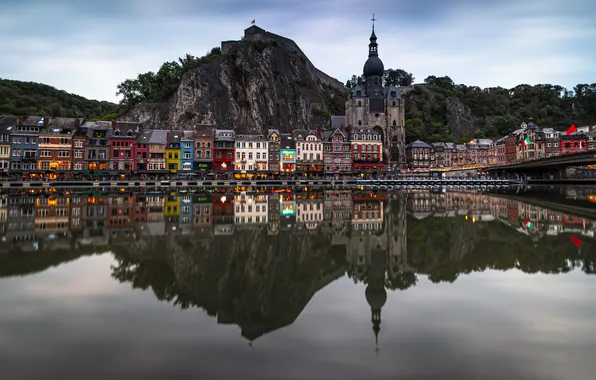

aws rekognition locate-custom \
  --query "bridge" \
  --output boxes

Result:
[431,151,596,179]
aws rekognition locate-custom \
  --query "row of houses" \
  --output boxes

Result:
[405,122,596,171]
[0,115,387,175]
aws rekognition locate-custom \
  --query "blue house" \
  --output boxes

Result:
[181,131,195,171]
[10,116,44,173]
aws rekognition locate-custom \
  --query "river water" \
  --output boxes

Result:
[1,186,595,380]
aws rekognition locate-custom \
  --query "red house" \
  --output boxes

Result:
[213,129,235,172]
[560,134,588,155]
[108,121,141,172]
[134,130,151,171]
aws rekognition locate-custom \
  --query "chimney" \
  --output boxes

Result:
[43,117,49,128]
[112,120,117,129]
[15,117,20,126]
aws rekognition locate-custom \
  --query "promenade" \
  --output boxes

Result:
[1,177,516,189]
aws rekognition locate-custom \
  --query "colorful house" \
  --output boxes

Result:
[0,115,15,172]
[322,128,351,174]
[193,126,214,172]
[108,121,139,172]
[213,129,235,172]
[147,130,167,172]
[279,133,296,172]
[180,131,195,171]
[166,131,183,172]
[9,116,42,173]
[81,121,111,171]
[134,130,152,172]
[38,117,83,172]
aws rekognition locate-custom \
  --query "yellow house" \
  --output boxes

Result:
[0,116,13,171]
[166,131,182,172]
[163,195,180,218]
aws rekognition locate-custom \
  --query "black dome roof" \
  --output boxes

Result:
[365,285,387,309]
[363,56,384,78]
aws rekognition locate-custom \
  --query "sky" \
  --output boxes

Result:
[1,0,595,103]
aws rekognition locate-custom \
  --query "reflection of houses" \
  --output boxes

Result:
[295,193,324,231]
[3,196,37,251]
[35,196,71,249]
[193,194,213,229]
[107,194,134,243]
[280,193,296,230]
[234,192,268,226]
[267,193,280,235]
[213,194,234,235]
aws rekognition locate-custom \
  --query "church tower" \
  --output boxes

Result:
[345,17,406,171]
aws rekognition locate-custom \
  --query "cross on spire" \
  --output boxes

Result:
[371,14,377,29]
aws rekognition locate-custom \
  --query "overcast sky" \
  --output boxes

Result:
[1,0,594,103]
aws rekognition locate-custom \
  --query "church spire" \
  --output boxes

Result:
[369,14,378,57]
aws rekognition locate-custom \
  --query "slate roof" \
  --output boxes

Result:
[167,130,184,144]
[48,117,85,131]
[330,115,346,130]
[236,134,266,141]
[215,129,235,141]
[0,115,17,133]
[280,133,295,149]
[194,125,214,137]
[148,130,168,144]
[136,129,153,144]
[406,140,430,149]
[267,129,280,139]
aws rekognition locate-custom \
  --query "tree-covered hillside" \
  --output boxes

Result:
[346,70,596,142]
[0,78,119,120]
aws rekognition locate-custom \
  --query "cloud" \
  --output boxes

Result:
[0,0,593,103]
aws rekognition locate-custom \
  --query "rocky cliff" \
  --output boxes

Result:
[121,29,347,134]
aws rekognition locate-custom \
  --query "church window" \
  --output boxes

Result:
[358,120,362,126]
[391,91,396,97]
[356,91,362,97]
[358,101,362,106]
[393,120,397,126]
[374,78,378,85]
[368,134,371,140]
[392,101,396,106]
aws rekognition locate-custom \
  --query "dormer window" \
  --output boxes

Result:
[356,91,362,97]
[391,91,396,97]
[114,129,120,136]
[127,130,133,136]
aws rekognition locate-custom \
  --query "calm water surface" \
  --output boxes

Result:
[1,187,595,379]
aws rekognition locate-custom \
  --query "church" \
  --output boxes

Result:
[345,21,406,171]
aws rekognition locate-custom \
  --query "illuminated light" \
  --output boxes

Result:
[465,215,468,220]
[220,196,227,203]
[472,216,476,223]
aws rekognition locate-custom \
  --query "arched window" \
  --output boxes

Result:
[358,120,362,126]
[392,101,396,106]
[362,134,366,140]
[358,101,362,107]
[393,120,397,126]
[368,134,371,140]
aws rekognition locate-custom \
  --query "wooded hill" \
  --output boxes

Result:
[0,78,119,120]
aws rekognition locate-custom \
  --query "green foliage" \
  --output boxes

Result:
[0,78,119,119]
[345,68,414,89]
[312,108,331,118]
[405,78,596,141]
[116,47,222,108]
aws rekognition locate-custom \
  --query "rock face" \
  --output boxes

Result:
[121,26,347,134]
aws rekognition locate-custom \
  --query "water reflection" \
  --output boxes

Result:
[1,188,595,347]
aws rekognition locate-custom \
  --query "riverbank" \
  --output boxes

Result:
[1,178,517,189]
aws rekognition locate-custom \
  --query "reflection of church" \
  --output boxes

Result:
[346,192,409,351]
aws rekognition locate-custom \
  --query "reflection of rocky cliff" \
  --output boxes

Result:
[112,227,346,341]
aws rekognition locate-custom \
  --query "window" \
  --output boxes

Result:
[74,151,83,158]
[206,151,211,158]
[226,152,232,159]
[216,151,222,158]
[183,152,191,159]
[262,152,266,160]
[196,151,202,159]
[174,153,179,159]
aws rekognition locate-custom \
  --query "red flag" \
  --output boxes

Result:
[570,235,582,248]
[566,125,576,135]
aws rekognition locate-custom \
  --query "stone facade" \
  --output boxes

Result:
[345,28,406,171]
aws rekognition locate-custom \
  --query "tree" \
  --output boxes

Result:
[383,68,414,86]
[115,47,222,108]
[345,75,362,89]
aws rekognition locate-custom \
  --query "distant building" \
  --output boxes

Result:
[405,140,431,170]
[279,133,296,172]
[213,129,235,172]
